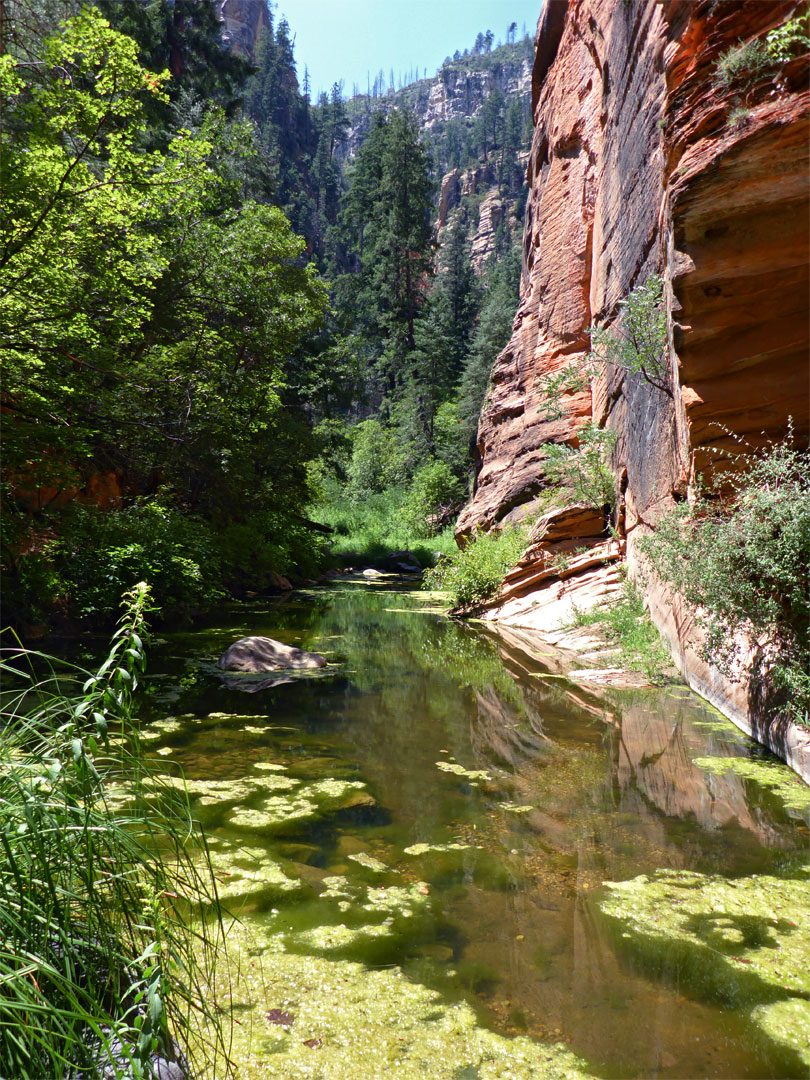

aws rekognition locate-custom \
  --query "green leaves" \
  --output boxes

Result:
[424,524,528,609]
[640,427,810,723]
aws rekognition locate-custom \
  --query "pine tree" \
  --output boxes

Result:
[456,242,522,457]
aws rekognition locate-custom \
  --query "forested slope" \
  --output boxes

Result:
[1,1,537,630]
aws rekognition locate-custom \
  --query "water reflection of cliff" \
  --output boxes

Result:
[468,625,793,857]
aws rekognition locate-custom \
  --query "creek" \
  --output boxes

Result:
[135,579,810,1079]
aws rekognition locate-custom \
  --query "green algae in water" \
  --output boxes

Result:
[136,583,810,1077]
[227,779,372,833]
[436,761,492,783]
[498,802,534,814]
[403,842,477,855]
[346,852,390,873]
[203,840,308,908]
[274,876,437,963]
[693,755,810,815]
[595,868,810,1070]
[204,922,593,1080]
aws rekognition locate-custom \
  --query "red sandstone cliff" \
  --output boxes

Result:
[457,0,809,772]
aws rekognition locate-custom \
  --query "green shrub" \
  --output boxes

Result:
[398,461,464,538]
[0,524,65,628]
[714,39,774,89]
[0,584,229,1077]
[588,274,670,395]
[766,12,810,64]
[539,275,671,423]
[58,502,224,620]
[345,420,406,499]
[543,421,617,511]
[424,525,528,609]
[217,512,328,588]
[639,429,810,724]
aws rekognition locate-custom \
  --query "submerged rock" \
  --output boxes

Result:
[217,635,326,673]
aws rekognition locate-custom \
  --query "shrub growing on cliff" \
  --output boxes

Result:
[539,274,671,423]
[766,11,810,65]
[424,525,528,609]
[639,427,810,724]
[588,275,671,396]
[714,39,774,90]
[543,422,618,511]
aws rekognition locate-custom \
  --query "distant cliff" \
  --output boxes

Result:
[458,0,809,766]
[341,47,532,158]
[216,0,269,61]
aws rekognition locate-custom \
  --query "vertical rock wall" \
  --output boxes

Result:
[457,0,809,765]
[216,0,270,61]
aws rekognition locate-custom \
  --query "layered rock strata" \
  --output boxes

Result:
[458,0,809,773]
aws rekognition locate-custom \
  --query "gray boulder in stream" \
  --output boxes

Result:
[217,635,327,673]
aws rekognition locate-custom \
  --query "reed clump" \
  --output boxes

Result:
[0,582,231,1079]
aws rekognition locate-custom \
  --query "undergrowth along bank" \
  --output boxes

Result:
[640,427,810,726]
[0,583,230,1078]
[571,577,673,684]
[424,525,528,610]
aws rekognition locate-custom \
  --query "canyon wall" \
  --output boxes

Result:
[458,0,809,771]
[217,0,269,61]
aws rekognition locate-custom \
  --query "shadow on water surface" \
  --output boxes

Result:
[130,582,810,1078]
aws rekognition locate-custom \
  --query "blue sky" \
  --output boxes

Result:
[276,0,545,99]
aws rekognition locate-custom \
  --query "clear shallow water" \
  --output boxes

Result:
[137,581,810,1078]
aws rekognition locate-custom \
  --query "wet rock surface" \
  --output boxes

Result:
[218,635,327,673]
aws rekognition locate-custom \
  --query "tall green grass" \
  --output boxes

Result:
[0,583,230,1078]
[571,578,673,684]
[314,487,458,566]
[424,526,528,609]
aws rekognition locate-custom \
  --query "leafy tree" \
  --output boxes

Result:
[345,419,405,498]
[1,9,330,625]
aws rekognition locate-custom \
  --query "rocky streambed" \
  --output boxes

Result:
[133,581,810,1078]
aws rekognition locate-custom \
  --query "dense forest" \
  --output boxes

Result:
[1,0,534,631]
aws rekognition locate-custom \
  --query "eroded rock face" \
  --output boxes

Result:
[216,0,270,60]
[424,60,532,129]
[218,636,327,673]
[457,0,809,751]
[460,0,808,539]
